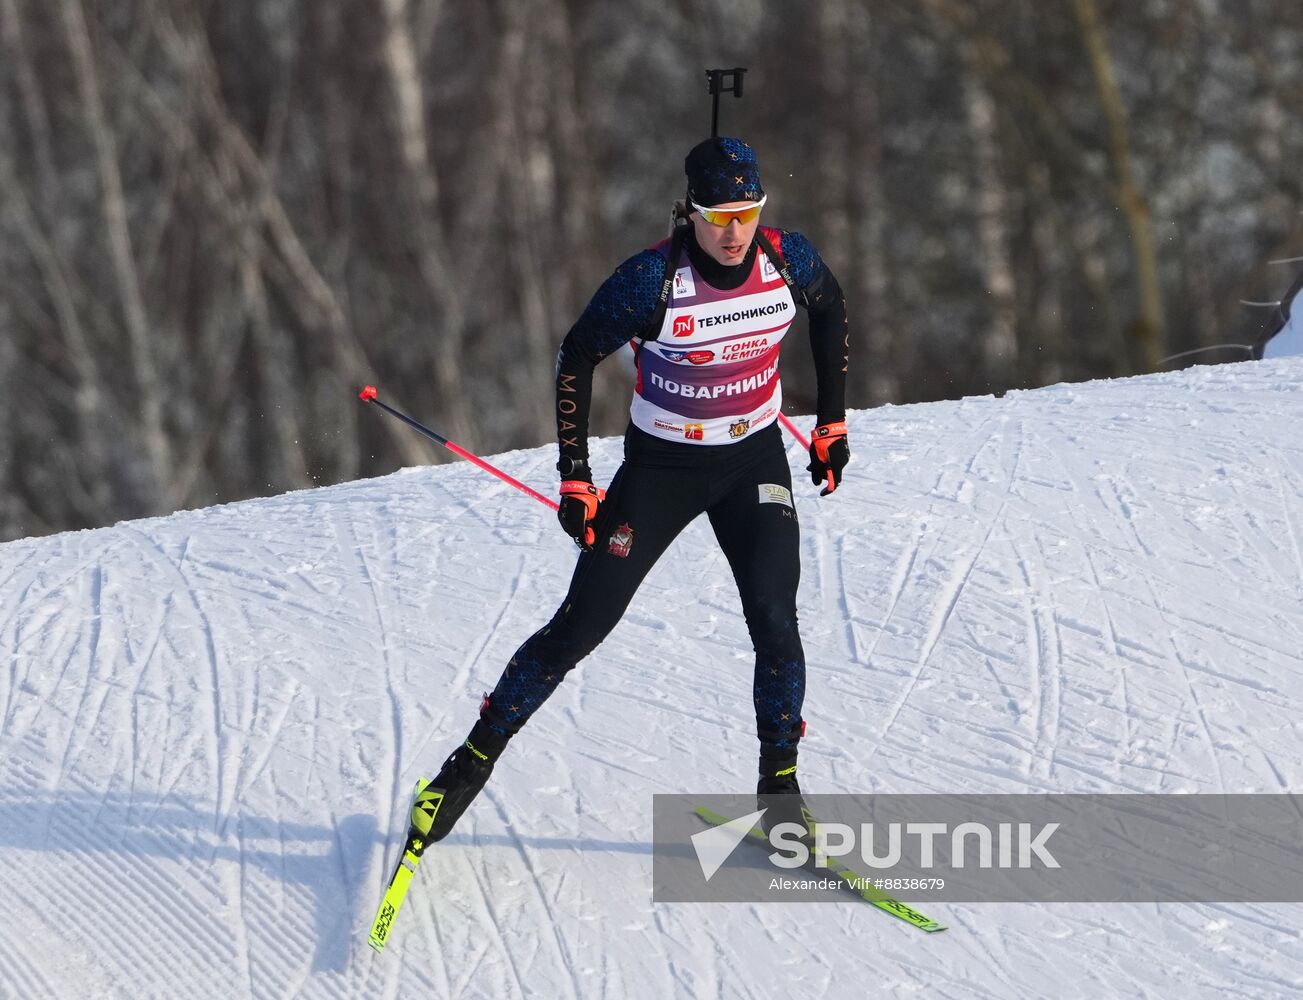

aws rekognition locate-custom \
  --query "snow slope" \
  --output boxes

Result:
[2,359,1302,999]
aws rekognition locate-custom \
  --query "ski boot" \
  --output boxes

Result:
[756,722,816,848]
[413,707,515,846]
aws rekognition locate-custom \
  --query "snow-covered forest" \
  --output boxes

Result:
[4,0,1303,540]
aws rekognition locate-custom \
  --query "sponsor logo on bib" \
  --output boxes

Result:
[673,268,696,298]
[662,349,715,365]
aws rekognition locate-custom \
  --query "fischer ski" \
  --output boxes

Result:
[368,778,443,954]
[694,805,946,933]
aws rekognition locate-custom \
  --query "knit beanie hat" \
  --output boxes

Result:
[684,137,764,207]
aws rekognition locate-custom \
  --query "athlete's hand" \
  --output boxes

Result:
[558,473,606,550]
[807,421,850,496]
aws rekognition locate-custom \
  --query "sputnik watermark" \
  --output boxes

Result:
[653,794,1303,903]
[767,820,1061,870]
[690,808,766,881]
[688,807,1058,884]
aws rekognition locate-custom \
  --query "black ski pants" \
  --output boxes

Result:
[485,422,805,746]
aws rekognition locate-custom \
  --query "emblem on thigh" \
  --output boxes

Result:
[608,523,634,558]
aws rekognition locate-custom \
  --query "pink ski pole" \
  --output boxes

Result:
[779,412,839,494]
[359,386,559,512]
[777,412,810,450]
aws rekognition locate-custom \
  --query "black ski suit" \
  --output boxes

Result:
[482,226,849,749]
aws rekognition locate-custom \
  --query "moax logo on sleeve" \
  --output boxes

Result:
[672,315,696,338]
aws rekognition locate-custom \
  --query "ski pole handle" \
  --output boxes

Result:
[359,386,560,512]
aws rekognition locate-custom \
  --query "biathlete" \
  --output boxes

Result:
[415,137,851,843]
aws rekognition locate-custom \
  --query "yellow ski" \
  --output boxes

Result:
[368,778,445,954]
[694,805,946,933]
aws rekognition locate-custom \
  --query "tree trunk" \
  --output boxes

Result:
[1071,0,1165,372]
[1027,162,1065,387]
[58,0,172,509]
[0,0,59,221]
[962,69,1018,389]
[379,0,471,443]
[849,6,896,406]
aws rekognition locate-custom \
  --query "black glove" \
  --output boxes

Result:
[806,421,850,497]
[556,460,605,550]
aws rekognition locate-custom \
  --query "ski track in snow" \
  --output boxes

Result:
[2,360,1303,998]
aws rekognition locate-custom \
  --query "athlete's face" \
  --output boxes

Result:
[691,201,762,266]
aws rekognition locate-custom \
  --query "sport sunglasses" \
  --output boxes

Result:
[690,195,767,227]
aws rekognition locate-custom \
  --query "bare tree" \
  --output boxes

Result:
[59,0,172,510]
[3,0,1301,541]
[962,62,1018,387]
[1070,0,1165,372]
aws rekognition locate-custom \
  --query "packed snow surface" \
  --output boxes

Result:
[2,359,1302,999]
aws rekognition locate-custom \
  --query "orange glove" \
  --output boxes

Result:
[558,478,606,550]
[807,421,850,496]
